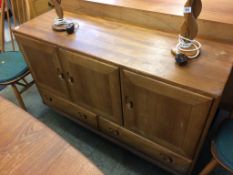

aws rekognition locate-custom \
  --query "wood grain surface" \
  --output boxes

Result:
[12,9,233,174]
[81,0,233,25]
[0,96,104,175]
[13,10,233,98]
[61,0,233,42]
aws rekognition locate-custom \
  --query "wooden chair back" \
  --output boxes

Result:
[0,0,15,52]
[11,0,51,24]
[11,0,32,24]
[0,0,5,51]
[0,0,50,52]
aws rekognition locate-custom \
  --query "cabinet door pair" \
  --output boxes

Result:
[17,35,213,158]
[17,36,122,124]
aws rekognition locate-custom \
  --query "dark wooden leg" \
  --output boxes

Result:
[11,84,26,110]
[22,78,28,85]
[199,159,218,175]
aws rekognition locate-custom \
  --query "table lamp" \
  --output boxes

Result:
[172,0,202,61]
[50,0,77,33]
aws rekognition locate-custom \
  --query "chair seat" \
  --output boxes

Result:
[0,51,28,84]
[213,119,233,172]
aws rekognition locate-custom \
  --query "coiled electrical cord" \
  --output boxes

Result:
[176,35,202,59]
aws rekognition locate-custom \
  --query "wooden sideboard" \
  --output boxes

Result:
[13,10,233,175]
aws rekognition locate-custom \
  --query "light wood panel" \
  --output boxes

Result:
[15,34,70,100]
[13,11,233,98]
[121,70,213,158]
[30,0,51,17]
[0,97,104,175]
[11,0,50,24]
[62,0,233,42]
[58,49,122,124]
[12,10,233,175]
[80,0,233,25]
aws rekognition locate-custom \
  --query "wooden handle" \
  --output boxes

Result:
[67,72,74,84]
[58,73,64,79]
[126,101,133,110]
[78,112,88,120]
[159,153,173,163]
[57,68,64,79]
[81,114,87,120]
[125,96,133,110]
[68,77,74,84]
[108,128,120,136]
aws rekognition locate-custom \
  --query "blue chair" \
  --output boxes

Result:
[199,119,233,175]
[0,51,34,110]
[0,0,34,110]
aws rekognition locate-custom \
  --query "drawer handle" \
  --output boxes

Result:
[108,128,119,136]
[43,94,48,100]
[49,97,53,102]
[81,114,88,120]
[159,153,173,163]
[78,112,88,120]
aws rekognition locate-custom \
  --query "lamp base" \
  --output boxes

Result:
[52,23,67,32]
[171,46,201,59]
[171,35,201,59]
[52,18,79,33]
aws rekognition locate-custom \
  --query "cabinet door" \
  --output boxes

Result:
[15,34,70,99]
[58,49,122,124]
[121,70,213,158]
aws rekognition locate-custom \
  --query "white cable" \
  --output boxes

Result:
[176,35,202,59]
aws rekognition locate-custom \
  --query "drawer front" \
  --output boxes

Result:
[40,89,98,129]
[99,117,192,174]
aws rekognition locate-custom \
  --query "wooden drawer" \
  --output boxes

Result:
[99,117,192,174]
[40,89,98,129]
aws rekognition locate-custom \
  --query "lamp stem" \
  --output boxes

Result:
[50,0,63,19]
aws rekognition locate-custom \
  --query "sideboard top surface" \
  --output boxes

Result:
[13,10,233,98]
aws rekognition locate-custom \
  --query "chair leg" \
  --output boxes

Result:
[11,84,26,110]
[199,158,218,175]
